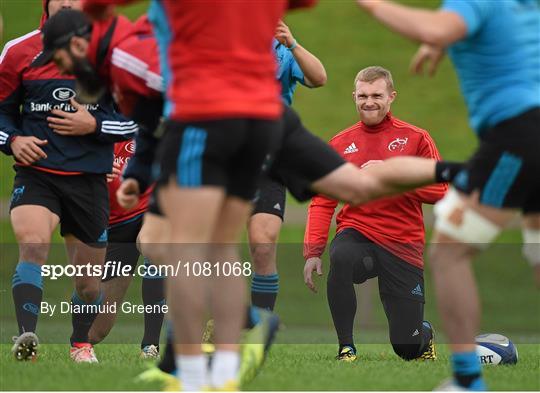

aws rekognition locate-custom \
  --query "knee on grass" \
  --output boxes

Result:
[391,343,422,361]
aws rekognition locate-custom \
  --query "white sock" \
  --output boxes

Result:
[176,354,207,391]
[210,350,240,389]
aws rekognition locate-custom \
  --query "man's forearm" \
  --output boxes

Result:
[292,45,327,87]
[360,0,465,47]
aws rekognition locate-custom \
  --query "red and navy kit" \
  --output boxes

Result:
[85,15,162,113]
[304,114,448,269]
[84,14,162,223]
[102,15,164,194]
[0,1,137,175]
[82,14,162,222]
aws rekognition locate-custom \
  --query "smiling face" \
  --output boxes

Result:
[353,78,396,126]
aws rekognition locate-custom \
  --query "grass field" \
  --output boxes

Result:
[1,0,539,391]
[1,342,539,391]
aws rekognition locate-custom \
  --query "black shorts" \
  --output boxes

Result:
[252,177,286,220]
[269,105,345,202]
[102,214,143,282]
[155,118,281,201]
[329,228,425,303]
[453,107,540,213]
[9,166,109,247]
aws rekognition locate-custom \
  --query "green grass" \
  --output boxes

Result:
[251,342,540,391]
[0,341,538,391]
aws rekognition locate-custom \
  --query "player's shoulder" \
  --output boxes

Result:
[329,122,363,145]
[391,116,433,139]
[111,16,158,72]
[0,29,41,65]
[111,43,163,92]
[113,33,157,64]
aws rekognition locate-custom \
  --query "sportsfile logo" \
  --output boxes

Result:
[40,260,253,280]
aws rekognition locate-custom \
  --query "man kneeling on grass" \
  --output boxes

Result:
[304,66,447,362]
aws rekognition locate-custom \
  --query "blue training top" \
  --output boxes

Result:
[273,39,306,105]
[441,0,540,135]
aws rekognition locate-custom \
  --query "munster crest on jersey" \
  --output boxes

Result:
[388,137,408,152]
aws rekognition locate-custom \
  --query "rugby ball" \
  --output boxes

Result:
[475,333,518,365]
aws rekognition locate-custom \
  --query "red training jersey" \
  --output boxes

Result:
[156,0,285,121]
[304,114,448,269]
[83,0,316,121]
[86,15,162,225]
[108,140,153,226]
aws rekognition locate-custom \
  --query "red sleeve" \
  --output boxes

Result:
[303,194,339,259]
[0,34,30,154]
[408,132,448,204]
[110,46,163,100]
[0,36,25,101]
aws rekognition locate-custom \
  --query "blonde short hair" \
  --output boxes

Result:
[353,66,395,92]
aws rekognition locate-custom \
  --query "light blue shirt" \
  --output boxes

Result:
[273,39,306,105]
[441,0,540,134]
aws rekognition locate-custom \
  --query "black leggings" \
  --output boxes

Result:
[327,228,431,360]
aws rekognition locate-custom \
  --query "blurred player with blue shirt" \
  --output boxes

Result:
[357,0,540,390]
[249,19,327,312]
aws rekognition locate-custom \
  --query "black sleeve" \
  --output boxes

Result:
[122,95,164,193]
